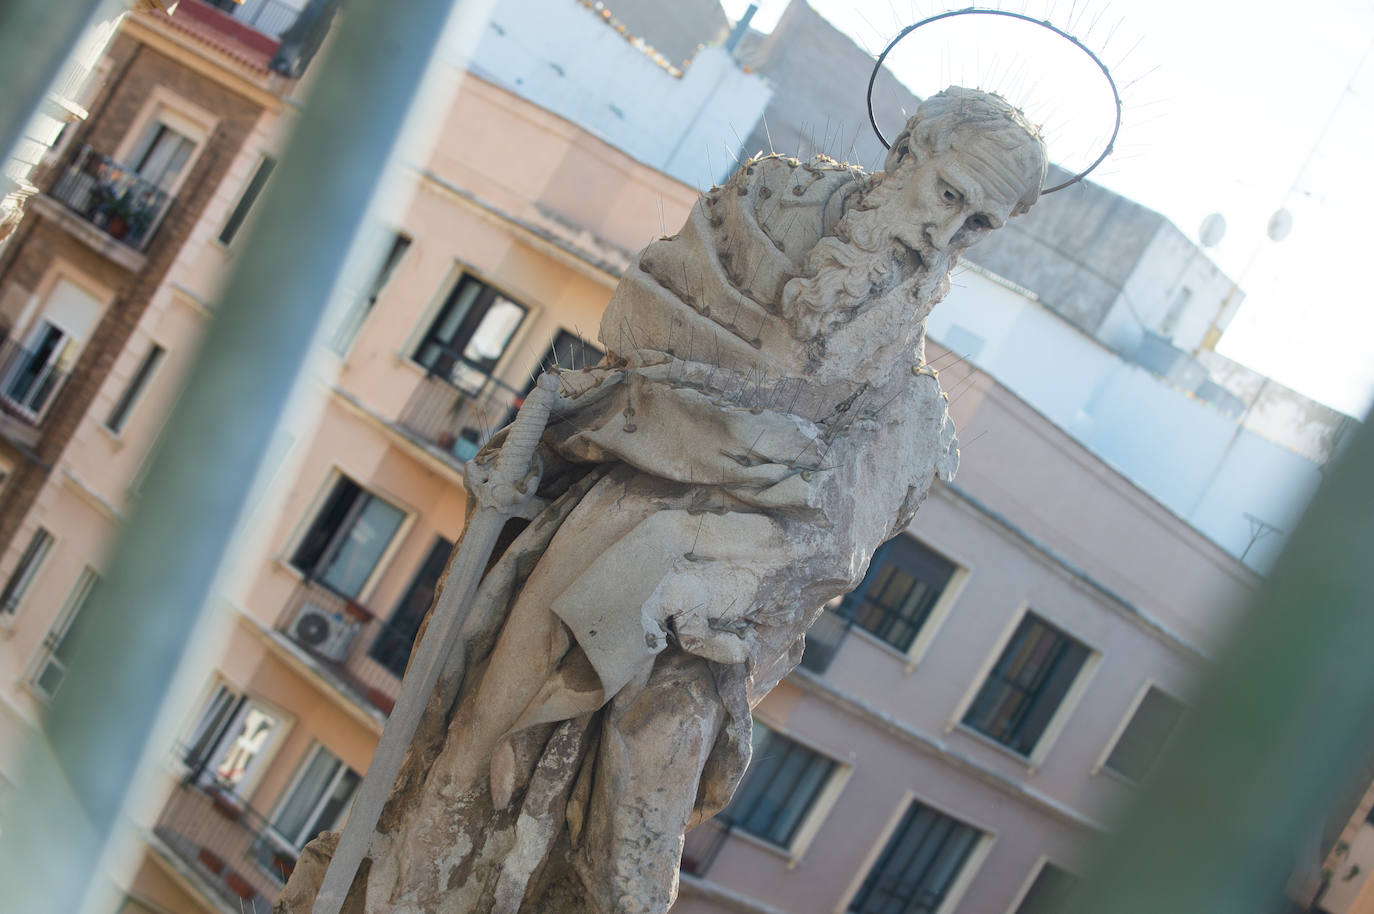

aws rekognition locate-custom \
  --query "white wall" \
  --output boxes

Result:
[467,0,770,190]
[929,264,1325,573]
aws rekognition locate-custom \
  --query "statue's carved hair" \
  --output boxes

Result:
[883,86,1048,214]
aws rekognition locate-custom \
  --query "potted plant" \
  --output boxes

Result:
[102,192,134,240]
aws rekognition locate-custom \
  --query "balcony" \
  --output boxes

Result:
[151,781,289,912]
[398,356,524,467]
[275,578,403,716]
[48,145,172,252]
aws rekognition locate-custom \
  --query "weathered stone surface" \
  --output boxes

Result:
[277,86,1046,914]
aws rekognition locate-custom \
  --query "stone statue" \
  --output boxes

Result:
[277,87,1047,914]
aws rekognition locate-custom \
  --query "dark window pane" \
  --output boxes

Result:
[218,155,276,245]
[291,477,362,575]
[329,231,411,352]
[370,536,454,677]
[963,613,1090,756]
[850,801,982,914]
[1104,688,1185,782]
[838,536,955,652]
[0,527,54,614]
[1014,863,1079,914]
[105,344,165,433]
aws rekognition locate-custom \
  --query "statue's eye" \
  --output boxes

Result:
[942,188,959,203]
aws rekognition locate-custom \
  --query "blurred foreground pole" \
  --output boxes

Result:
[0,0,480,910]
[0,0,102,164]
[1072,407,1374,914]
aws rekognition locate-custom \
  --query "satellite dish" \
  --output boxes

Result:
[1268,207,1293,242]
[1199,213,1226,248]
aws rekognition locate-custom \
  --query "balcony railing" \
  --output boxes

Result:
[276,578,402,716]
[203,0,303,39]
[152,781,290,912]
[398,356,524,466]
[0,332,71,427]
[798,605,851,675]
[48,145,173,252]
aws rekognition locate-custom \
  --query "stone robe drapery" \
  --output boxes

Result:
[277,155,960,914]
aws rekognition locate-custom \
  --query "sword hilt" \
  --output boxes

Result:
[486,372,559,502]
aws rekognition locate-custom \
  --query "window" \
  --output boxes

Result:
[105,343,165,434]
[202,697,283,794]
[128,120,195,192]
[839,535,956,652]
[3,278,101,418]
[218,154,276,245]
[1013,862,1079,914]
[328,231,411,353]
[30,568,100,701]
[0,526,54,615]
[963,612,1091,756]
[721,724,837,848]
[290,475,405,599]
[180,683,245,771]
[370,535,453,678]
[413,273,528,393]
[269,745,360,853]
[849,800,983,914]
[1103,687,1185,782]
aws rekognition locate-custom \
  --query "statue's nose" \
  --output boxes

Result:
[925,215,962,251]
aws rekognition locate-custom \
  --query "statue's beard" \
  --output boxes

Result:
[780,175,952,343]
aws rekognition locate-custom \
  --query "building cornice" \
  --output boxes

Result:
[120,16,289,110]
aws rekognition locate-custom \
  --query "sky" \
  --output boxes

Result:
[720,0,1374,417]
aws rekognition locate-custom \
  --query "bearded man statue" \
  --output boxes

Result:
[278,86,1047,914]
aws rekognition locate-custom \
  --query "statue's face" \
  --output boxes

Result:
[888,138,1036,269]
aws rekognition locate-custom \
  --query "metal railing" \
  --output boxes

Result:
[276,578,400,715]
[206,0,302,39]
[152,781,290,912]
[0,331,70,426]
[48,144,173,252]
[398,356,525,466]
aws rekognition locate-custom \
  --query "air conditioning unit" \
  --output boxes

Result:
[290,601,360,663]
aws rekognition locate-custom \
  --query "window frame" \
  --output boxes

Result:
[1005,858,1081,914]
[842,791,992,914]
[369,534,453,678]
[0,526,56,617]
[287,470,410,602]
[719,719,846,856]
[407,268,531,391]
[327,229,412,354]
[1094,681,1187,784]
[839,533,967,666]
[27,566,100,702]
[953,606,1099,765]
[104,341,166,435]
[113,88,217,204]
[265,742,360,851]
[217,152,277,247]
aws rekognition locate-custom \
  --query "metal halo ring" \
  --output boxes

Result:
[866,7,1123,194]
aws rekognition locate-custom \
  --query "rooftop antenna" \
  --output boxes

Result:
[724,3,758,56]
